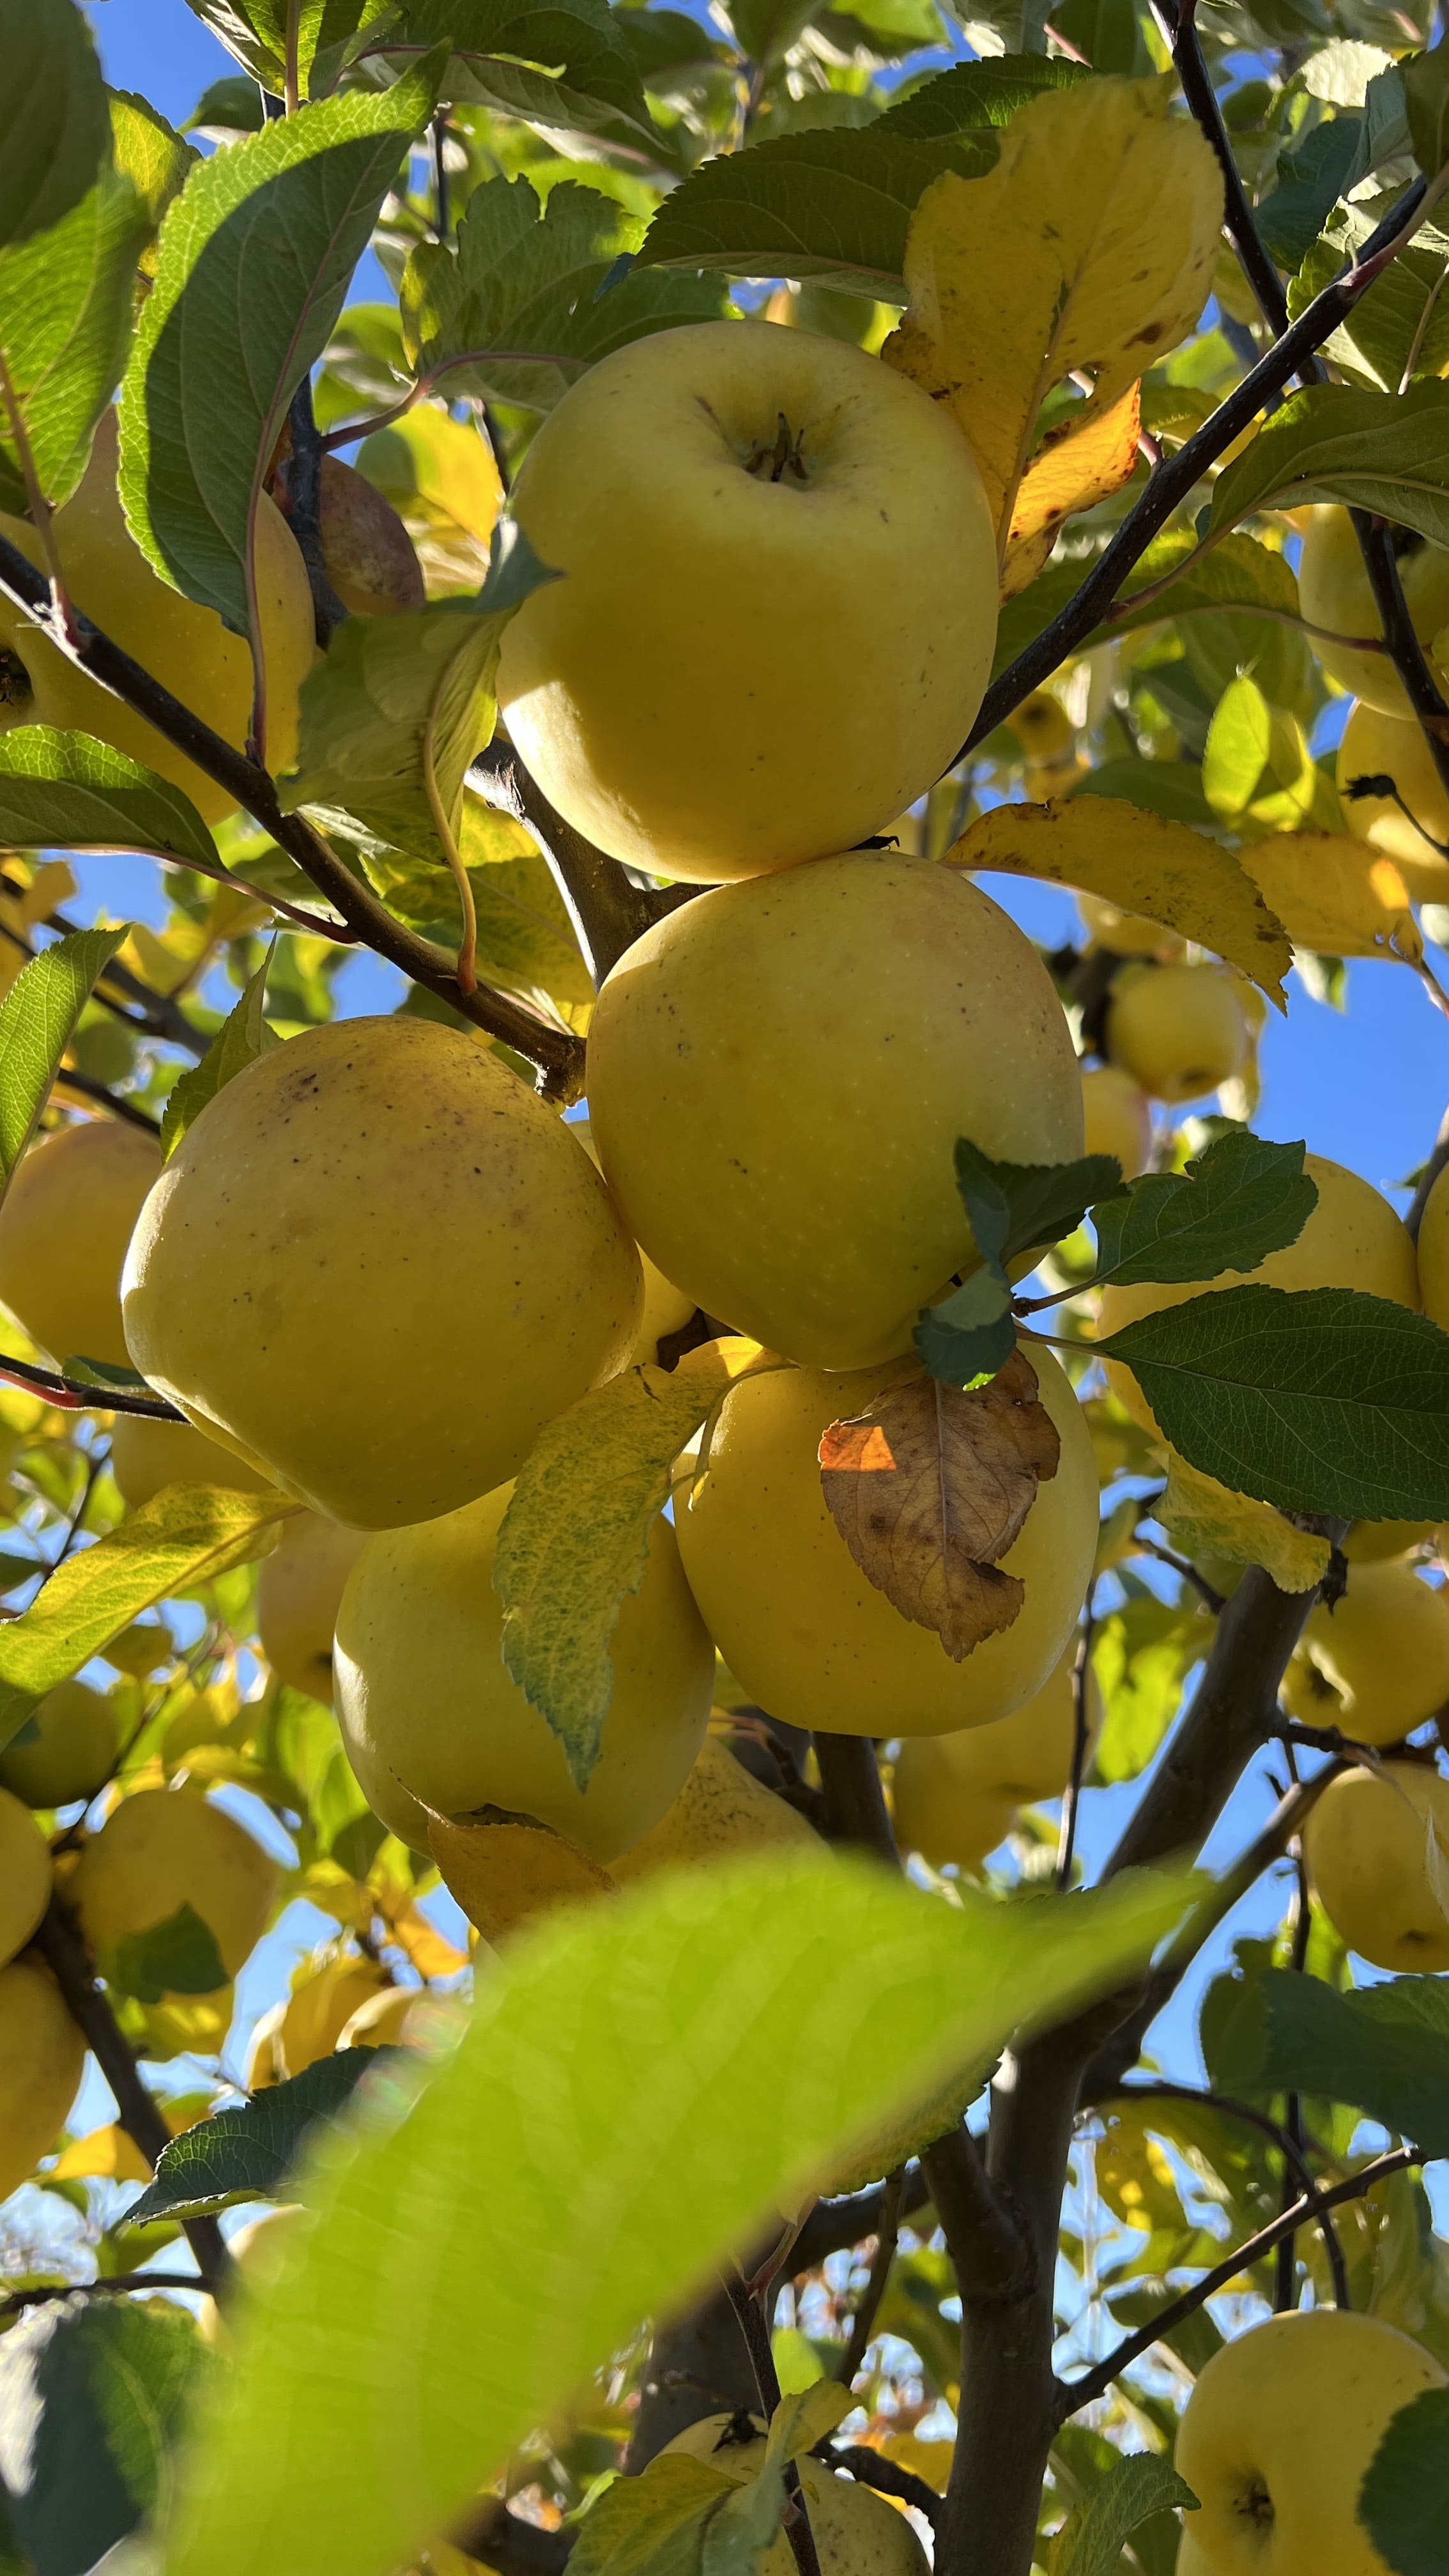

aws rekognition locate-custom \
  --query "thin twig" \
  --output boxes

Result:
[1274,1828,1315,2313]
[836,2170,904,2386]
[31,1894,228,2280]
[318,348,590,455]
[0,1349,181,1418]
[0,530,585,1096]
[962,180,1434,752]
[1132,1529,1226,1613]
[721,2269,824,2576]
[817,2444,942,2530]
[2,2271,217,2312]
[1111,2079,1350,2308]
[1058,2149,1416,2416]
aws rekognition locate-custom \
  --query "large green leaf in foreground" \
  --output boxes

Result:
[165,1851,1184,2576]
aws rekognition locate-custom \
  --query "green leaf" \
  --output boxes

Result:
[109,89,199,243]
[1358,2386,1449,2576]
[566,2457,740,2576]
[360,792,591,1005]
[0,923,128,1206]
[161,956,280,1162]
[634,128,995,298]
[161,1851,1184,2576]
[1069,757,1214,829]
[280,597,519,860]
[494,1347,741,1788]
[1402,40,1449,178]
[118,53,447,637]
[0,0,112,254]
[101,1898,229,2005]
[0,1485,299,1756]
[181,1,397,99]
[0,155,150,515]
[1096,1285,1449,1522]
[61,1355,153,1394]
[0,728,218,869]
[401,173,726,417]
[1090,1135,1317,1291]
[183,76,270,137]
[1048,2455,1199,2576]
[1211,381,1449,552]
[1091,1597,1204,1785]
[874,52,1085,135]
[1257,112,1363,269]
[1289,204,1449,394]
[1211,1968,1449,2156]
[916,1138,1126,1384]
[1041,0,1147,71]
[399,0,657,148]
[1202,673,1331,837]
[0,2297,209,2576]
[126,2053,387,2225]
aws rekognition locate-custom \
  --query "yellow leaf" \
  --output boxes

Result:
[54,2123,154,2184]
[948,797,1291,1003]
[383,1897,468,1979]
[1002,383,1143,599]
[873,2435,954,2497]
[884,77,1220,563]
[1239,837,1422,964]
[493,1338,778,1767]
[1160,1452,1330,1594]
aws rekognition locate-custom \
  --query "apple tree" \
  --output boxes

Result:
[4,1,1449,2573]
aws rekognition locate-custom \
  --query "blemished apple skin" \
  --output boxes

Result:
[1282,1559,1449,1745]
[496,319,999,883]
[661,2418,928,2576]
[0,413,314,825]
[1299,505,1449,714]
[587,854,1083,1372]
[1302,1763,1449,1972]
[1103,963,1248,1105]
[334,1483,714,1864]
[1338,700,1449,900]
[1174,2309,1446,2576]
[0,1120,158,1370]
[675,1347,1097,1738]
[0,1963,86,2204]
[1100,1153,1420,1438]
[121,1016,643,1531]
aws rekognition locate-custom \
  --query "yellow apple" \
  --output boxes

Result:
[610,1730,822,1883]
[587,854,1082,1371]
[256,1512,368,1705]
[1338,700,1449,900]
[70,1786,277,1985]
[661,2417,927,2576]
[1077,894,1186,962]
[1081,1066,1154,1180]
[121,1016,644,1529]
[0,413,315,823]
[1099,1153,1420,1438]
[0,1678,118,1809]
[0,1786,51,1964]
[336,1983,431,2050]
[109,1412,278,1510]
[0,1118,158,1369]
[890,1638,1100,1868]
[675,1346,1097,1738]
[571,1117,696,1363]
[334,1481,713,1862]
[1299,505,1449,714]
[1104,964,1249,1105]
[0,1961,85,2202]
[496,319,997,883]
[1342,1516,1439,1563]
[1176,2308,1445,2576]
[1302,1761,1449,1971]
[1283,1560,1449,1744]
[1011,691,1076,767]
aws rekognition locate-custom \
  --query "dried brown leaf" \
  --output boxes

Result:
[818,1352,1059,1660]
[427,1811,615,1943]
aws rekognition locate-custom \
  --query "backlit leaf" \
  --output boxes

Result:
[1211,381,1449,552]
[0,0,112,254]
[0,728,217,870]
[0,2299,208,2576]
[162,1851,1184,2576]
[949,799,1291,1002]
[0,922,128,1202]
[161,957,280,1160]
